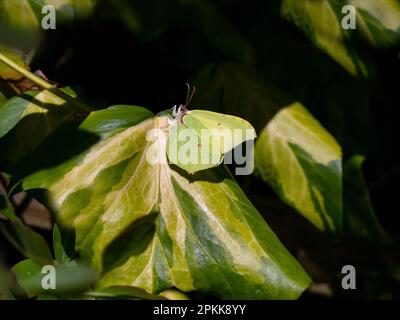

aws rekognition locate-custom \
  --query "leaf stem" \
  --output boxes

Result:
[0,51,91,112]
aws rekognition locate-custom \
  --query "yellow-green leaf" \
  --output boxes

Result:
[17,105,311,299]
[349,0,400,47]
[280,0,369,77]
[0,88,89,171]
[254,103,342,234]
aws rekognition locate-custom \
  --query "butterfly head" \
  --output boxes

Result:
[167,84,195,126]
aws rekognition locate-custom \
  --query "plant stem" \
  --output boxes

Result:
[0,51,91,112]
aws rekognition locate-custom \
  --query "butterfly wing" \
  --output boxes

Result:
[166,110,256,174]
[166,118,222,174]
[184,110,256,154]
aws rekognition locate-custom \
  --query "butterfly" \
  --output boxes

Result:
[166,84,256,174]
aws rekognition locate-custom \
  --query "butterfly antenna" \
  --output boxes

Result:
[185,83,196,106]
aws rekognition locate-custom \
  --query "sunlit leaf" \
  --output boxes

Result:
[280,0,370,77]
[0,0,96,80]
[349,0,400,47]
[17,104,311,299]
[254,103,342,234]
[159,288,189,300]
[0,88,88,171]
[0,46,29,81]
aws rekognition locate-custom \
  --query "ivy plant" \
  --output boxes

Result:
[0,0,398,300]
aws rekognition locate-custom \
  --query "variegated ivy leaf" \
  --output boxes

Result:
[280,0,370,77]
[0,88,88,171]
[0,0,95,80]
[0,46,30,81]
[16,105,311,299]
[349,0,400,48]
[254,103,342,234]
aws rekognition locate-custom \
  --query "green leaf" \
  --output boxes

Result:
[53,223,73,264]
[159,288,190,300]
[11,259,43,297]
[0,263,15,300]
[280,0,369,77]
[343,155,388,242]
[36,293,58,300]
[349,0,400,47]
[1,192,52,266]
[0,192,53,264]
[254,103,342,234]
[17,104,311,299]
[0,0,96,80]
[12,259,98,297]
[0,221,53,265]
[84,286,167,300]
[0,89,87,171]
[0,192,18,222]
[0,46,29,81]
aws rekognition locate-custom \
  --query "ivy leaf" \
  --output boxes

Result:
[0,46,30,81]
[343,155,388,242]
[12,259,97,298]
[17,104,311,299]
[0,0,96,80]
[0,88,89,171]
[280,0,370,77]
[11,259,43,297]
[0,262,15,300]
[254,103,342,234]
[158,288,189,300]
[53,223,74,264]
[349,0,400,48]
[0,192,18,222]
[84,286,167,300]
[0,194,53,265]
[0,220,53,265]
